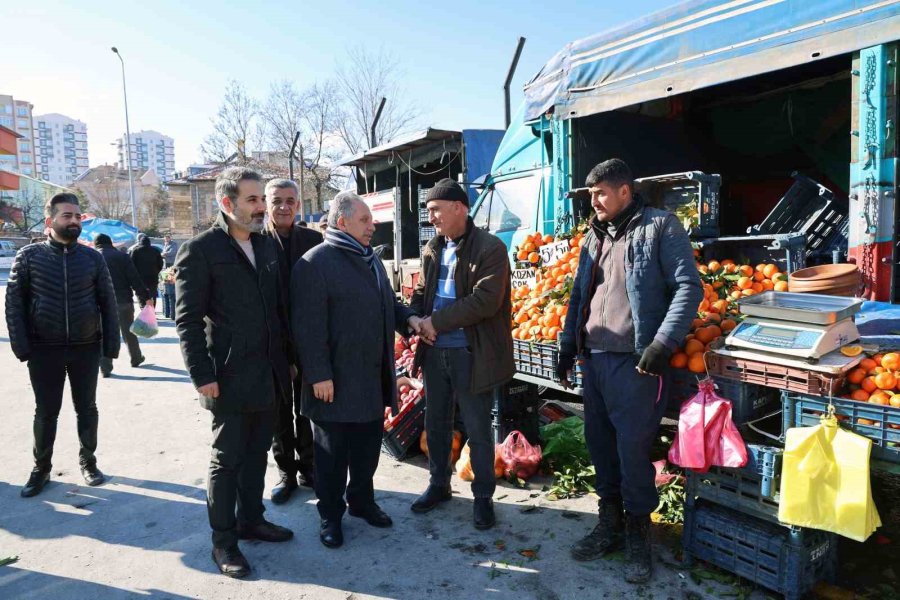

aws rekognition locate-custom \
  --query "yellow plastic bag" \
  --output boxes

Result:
[778,411,881,542]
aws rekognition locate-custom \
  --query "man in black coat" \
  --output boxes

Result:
[292,191,417,549]
[5,193,120,497]
[130,233,163,302]
[95,234,151,375]
[175,167,293,579]
[264,178,323,504]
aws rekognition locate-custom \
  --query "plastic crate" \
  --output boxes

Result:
[695,232,807,276]
[382,399,425,460]
[419,207,430,222]
[781,391,900,464]
[748,172,847,256]
[492,382,540,445]
[683,502,837,600]
[635,171,721,238]
[512,339,583,388]
[667,369,780,424]
[708,352,845,397]
[419,225,436,242]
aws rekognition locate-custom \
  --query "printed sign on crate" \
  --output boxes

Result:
[539,241,570,266]
[511,267,536,289]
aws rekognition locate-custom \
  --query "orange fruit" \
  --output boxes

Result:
[528,252,540,264]
[737,277,753,290]
[741,289,756,297]
[692,318,706,330]
[670,352,689,369]
[763,264,779,278]
[707,261,722,273]
[851,389,871,402]
[847,368,867,385]
[869,391,892,405]
[755,263,767,273]
[694,327,714,344]
[753,271,766,282]
[860,358,877,372]
[857,418,877,426]
[774,281,789,291]
[890,394,900,408]
[751,282,764,293]
[687,354,706,374]
[542,234,554,244]
[881,352,900,371]
[875,372,897,390]
[873,353,885,366]
[862,376,878,393]
[522,241,536,253]
[761,280,775,291]
[711,300,729,314]
[684,339,705,356]
[721,259,735,266]
[706,325,723,339]
[739,265,754,277]
[721,319,737,332]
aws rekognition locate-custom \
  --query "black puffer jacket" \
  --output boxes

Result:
[5,239,121,361]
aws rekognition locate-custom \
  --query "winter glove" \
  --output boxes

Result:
[556,352,576,386]
[637,341,672,376]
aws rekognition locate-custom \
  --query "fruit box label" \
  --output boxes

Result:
[512,268,536,289]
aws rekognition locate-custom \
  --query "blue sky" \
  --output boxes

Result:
[5,0,676,169]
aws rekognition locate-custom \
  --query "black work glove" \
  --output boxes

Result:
[556,352,576,387]
[637,341,672,376]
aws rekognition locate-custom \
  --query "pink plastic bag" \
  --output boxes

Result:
[499,430,542,480]
[667,379,748,472]
[129,303,159,338]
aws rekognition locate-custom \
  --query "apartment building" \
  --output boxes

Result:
[33,113,89,186]
[0,95,36,177]
[117,130,175,181]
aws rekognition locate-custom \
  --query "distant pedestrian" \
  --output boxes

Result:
[175,167,294,578]
[161,268,176,319]
[408,178,514,531]
[264,178,323,504]
[162,234,178,267]
[317,214,328,233]
[94,233,151,375]
[6,193,120,497]
[292,191,417,549]
[130,233,163,303]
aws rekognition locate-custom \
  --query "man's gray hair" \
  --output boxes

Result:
[264,178,299,199]
[215,167,262,209]
[328,191,364,228]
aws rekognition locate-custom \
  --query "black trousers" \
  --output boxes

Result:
[28,343,102,471]
[100,303,142,372]
[271,378,314,480]
[311,419,382,521]
[208,409,275,549]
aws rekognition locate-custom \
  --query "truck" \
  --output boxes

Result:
[470,0,900,393]
[339,128,503,296]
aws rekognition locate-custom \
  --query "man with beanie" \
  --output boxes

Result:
[94,233,151,375]
[409,178,514,530]
[558,159,701,583]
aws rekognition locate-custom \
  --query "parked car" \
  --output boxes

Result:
[0,240,18,257]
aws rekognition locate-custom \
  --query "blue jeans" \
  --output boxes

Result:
[582,352,668,515]
[162,284,176,319]
[422,347,496,498]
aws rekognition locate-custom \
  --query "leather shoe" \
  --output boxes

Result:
[474,498,496,530]
[297,468,315,489]
[237,520,293,542]
[21,469,50,498]
[410,485,452,513]
[131,355,145,368]
[101,369,112,378]
[348,504,393,528]
[81,465,106,487]
[319,519,343,548]
[212,546,250,578]
[270,475,298,505]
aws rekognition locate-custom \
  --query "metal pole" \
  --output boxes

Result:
[504,37,526,128]
[298,144,305,220]
[371,97,386,148]
[112,47,138,227]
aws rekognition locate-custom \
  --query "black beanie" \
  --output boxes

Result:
[425,178,469,206]
[94,234,112,247]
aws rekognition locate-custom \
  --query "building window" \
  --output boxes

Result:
[0,116,11,127]
[20,142,30,152]
[1,105,11,114]
[16,106,28,116]
[23,167,32,175]
[21,155,31,163]
[17,118,28,128]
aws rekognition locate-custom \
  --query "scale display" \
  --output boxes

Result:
[725,316,860,361]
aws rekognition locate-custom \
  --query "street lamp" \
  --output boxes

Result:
[111,46,138,227]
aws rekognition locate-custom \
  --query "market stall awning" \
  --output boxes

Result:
[79,218,140,247]
[338,129,460,168]
[523,0,900,121]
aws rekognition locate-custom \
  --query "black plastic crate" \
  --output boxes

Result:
[694,232,807,276]
[667,370,780,424]
[685,468,779,525]
[492,382,540,445]
[748,173,847,256]
[419,207,430,222]
[635,171,721,237]
[419,225,436,242]
[683,502,837,600]
[512,339,583,388]
[781,391,900,464]
[382,399,425,460]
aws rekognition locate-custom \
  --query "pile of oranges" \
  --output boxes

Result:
[842,353,900,423]
[511,228,586,343]
[670,258,788,373]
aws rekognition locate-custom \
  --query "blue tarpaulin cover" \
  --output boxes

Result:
[461,129,505,203]
[523,0,900,121]
[79,218,140,248]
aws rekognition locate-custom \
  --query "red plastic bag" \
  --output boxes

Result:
[667,379,748,472]
[129,303,159,338]
[499,430,542,480]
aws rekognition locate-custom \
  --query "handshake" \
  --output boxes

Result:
[407,316,437,345]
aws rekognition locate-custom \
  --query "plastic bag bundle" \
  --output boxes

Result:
[778,410,881,542]
[668,378,748,472]
[129,304,159,338]
[499,430,542,480]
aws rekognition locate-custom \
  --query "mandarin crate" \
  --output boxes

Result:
[382,399,425,460]
[512,339,583,387]
[781,391,900,464]
[683,502,837,600]
[709,352,846,397]
[667,369,780,424]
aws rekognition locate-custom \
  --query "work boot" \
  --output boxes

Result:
[473,498,496,530]
[237,520,293,543]
[624,512,653,584]
[212,545,250,578]
[270,474,298,505]
[81,464,106,487]
[410,485,452,513]
[319,519,343,548]
[21,468,51,498]
[571,497,624,561]
[297,467,315,489]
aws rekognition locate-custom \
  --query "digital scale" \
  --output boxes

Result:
[725,292,864,363]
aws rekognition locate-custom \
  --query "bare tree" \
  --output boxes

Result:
[259,80,306,154]
[299,80,345,212]
[75,175,132,221]
[10,185,48,232]
[142,185,170,229]
[201,79,260,162]
[334,46,422,154]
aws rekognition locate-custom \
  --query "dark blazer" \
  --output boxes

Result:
[175,212,292,413]
[268,224,323,311]
[130,241,164,293]
[97,243,150,304]
[291,243,414,423]
[5,239,120,361]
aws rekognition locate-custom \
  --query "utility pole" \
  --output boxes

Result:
[111,47,138,227]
